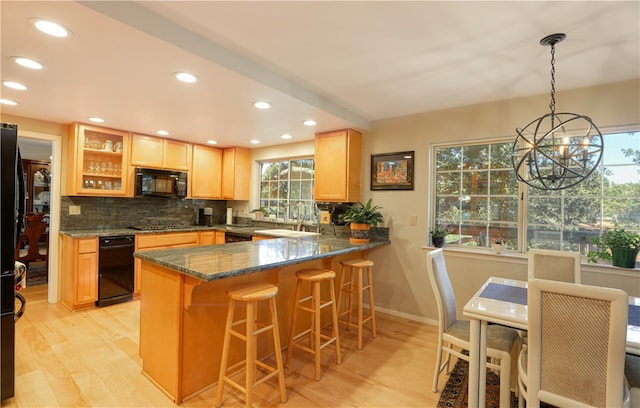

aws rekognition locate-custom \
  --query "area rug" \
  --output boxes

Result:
[436,357,516,408]
[25,262,47,287]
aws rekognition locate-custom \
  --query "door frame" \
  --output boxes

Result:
[18,130,62,304]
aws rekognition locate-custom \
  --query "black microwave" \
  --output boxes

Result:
[135,168,187,198]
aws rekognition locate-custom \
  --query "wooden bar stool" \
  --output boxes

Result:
[336,258,377,350]
[216,283,286,408]
[285,268,341,381]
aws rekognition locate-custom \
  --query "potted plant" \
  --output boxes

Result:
[340,199,384,244]
[491,238,507,254]
[587,225,640,268]
[431,226,448,248]
[249,207,269,220]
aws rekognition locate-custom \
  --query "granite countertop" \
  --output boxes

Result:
[59,224,254,238]
[134,236,390,282]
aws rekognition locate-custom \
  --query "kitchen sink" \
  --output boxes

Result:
[253,229,320,238]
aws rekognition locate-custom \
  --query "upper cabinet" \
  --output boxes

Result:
[190,144,222,199]
[66,123,130,197]
[130,134,191,171]
[314,128,362,202]
[222,147,250,200]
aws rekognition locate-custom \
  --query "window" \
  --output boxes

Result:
[259,158,314,220]
[432,131,640,256]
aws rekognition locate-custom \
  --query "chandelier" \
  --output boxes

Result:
[512,33,604,190]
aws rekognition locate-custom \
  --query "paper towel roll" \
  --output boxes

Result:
[226,207,233,225]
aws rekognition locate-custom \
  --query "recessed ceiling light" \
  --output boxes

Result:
[303,119,317,126]
[281,134,292,139]
[3,81,27,90]
[253,101,271,109]
[32,19,70,38]
[0,99,18,106]
[88,117,104,123]
[250,139,260,144]
[13,57,43,70]
[157,130,169,136]
[207,140,218,145]
[175,72,197,83]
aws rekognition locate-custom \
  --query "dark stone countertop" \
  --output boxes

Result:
[59,224,253,238]
[134,236,390,282]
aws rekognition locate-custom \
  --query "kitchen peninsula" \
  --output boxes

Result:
[134,235,390,404]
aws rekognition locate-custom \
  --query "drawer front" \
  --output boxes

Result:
[77,238,98,254]
[136,232,199,250]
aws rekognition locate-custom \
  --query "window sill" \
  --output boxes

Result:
[422,245,639,272]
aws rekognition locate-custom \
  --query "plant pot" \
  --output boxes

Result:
[491,243,507,254]
[253,211,263,220]
[432,236,445,248]
[611,247,639,268]
[349,223,371,244]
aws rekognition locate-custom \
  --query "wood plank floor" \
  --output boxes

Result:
[4,285,449,407]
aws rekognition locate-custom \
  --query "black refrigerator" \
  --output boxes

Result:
[1,123,26,401]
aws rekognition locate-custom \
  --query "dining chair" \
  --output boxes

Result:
[519,278,630,408]
[625,353,640,408]
[527,248,581,283]
[521,248,582,348]
[426,248,519,408]
[15,212,49,274]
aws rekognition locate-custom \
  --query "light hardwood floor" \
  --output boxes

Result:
[4,284,448,407]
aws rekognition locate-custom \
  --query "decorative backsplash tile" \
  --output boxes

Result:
[60,196,228,230]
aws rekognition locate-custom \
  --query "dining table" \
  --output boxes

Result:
[462,276,640,408]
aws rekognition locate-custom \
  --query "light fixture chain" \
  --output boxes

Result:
[549,43,556,116]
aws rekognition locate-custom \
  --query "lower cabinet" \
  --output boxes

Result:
[60,235,98,310]
[61,229,232,310]
[252,234,271,241]
[198,231,215,245]
[134,232,200,296]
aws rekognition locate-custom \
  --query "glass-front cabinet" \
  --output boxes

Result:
[67,123,130,196]
[22,160,51,213]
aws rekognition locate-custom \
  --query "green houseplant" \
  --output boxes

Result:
[587,225,640,268]
[340,199,384,244]
[430,226,449,248]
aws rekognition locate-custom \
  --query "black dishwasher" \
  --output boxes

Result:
[97,235,134,307]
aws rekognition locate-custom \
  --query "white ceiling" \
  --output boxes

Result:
[2,1,639,150]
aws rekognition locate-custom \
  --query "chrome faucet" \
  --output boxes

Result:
[293,200,305,230]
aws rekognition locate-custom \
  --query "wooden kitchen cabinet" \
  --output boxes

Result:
[134,232,200,296]
[130,134,191,171]
[314,128,362,202]
[66,123,130,197]
[252,235,271,241]
[222,147,250,200]
[190,144,222,199]
[60,235,98,310]
[215,231,225,244]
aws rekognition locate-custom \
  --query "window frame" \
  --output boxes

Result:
[257,156,315,221]
[429,125,640,255]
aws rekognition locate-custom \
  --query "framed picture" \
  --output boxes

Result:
[370,151,414,190]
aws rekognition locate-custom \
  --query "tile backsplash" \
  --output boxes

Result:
[60,196,228,230]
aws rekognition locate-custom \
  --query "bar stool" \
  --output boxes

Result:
[285,268,341,381]
[216,283,286,408]
[336,258,377,350]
